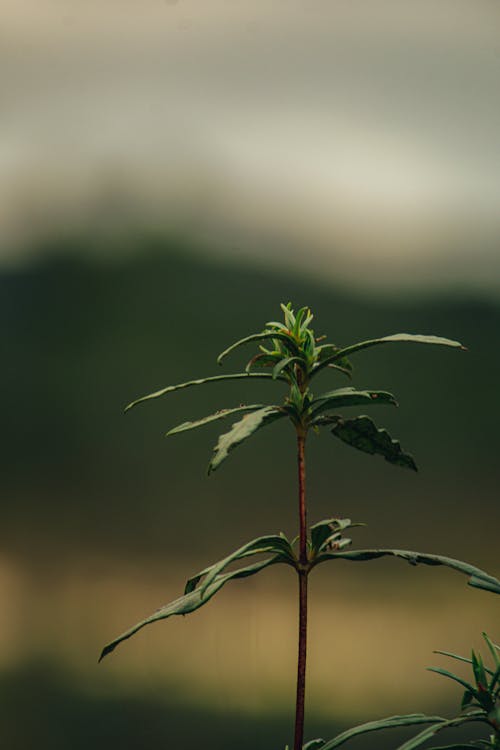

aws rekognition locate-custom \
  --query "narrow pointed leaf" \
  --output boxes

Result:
[125,373,281,412]
[184,543,289,595]
[482,632,500,669]
[314,548,500,595]
[303,741,325,750]
[265,320,288,331]
[199,534,296,595]
[310,389,397,416]
[433,651,495,678]
[273,357,304,380]
[396,715,485,750]
[166,405,266,436]
[471,651,489,691]
[312,333,466,377]
[280,302,295,329]
[217,332,300,365]
[326,364,353,379]
[320,714,445,750]
[327,415,417,471]
[427,667,477,694]
[99,556,284,661]
[208,406,286,474]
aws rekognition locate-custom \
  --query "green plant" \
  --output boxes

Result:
[315,632,500,749]
[100,303,500,750]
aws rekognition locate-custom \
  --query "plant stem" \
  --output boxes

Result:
[294,430,308,750]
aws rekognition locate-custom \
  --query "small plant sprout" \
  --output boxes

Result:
[100,303,500,750]
[319,632,500,749]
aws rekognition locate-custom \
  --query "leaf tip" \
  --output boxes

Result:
[98,643,115,663]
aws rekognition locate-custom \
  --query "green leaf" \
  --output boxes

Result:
[313,548,500,595]
[183,536,294,595]
[427,667,477,695]
[396,714,486,750]
[280,302,295,329]
[208,406,286,474]
[193,534,296,596]
[320,714,445,749]
[310,518,354,554]
[312,333,466,378]
[471,650,489,691]
[273,357,304,380]
[310,389,398,417]
[99,555,284,662]
[434,651,495,678]
[316,345,353,373]
[125,373,281,412]
[483,632,500,669]
[217,332,300,365]
[326,415,417,471]
[325,364,353,380]
[303,741,325,750]
[165,405,267,436]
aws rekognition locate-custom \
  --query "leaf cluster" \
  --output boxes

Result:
[125,302,465,474]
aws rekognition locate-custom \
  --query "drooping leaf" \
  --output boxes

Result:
[303,740,325,750]
[99,555,285,662]
[125,373,282,412]
[395,714,485,750]
[191,534,296,596]
[183,534,295,595]
[325,415,417,471]
[208,406,286,474]
[313,548,500,595]
[312,333,466,378]
[245,353,279,373]
[217,331,300,365]
[265,320,288,331]
[310,389,398,417]
[316,345,353,374]
[166,405,267,436]
[326,364,353,380]
[319,714,445,750]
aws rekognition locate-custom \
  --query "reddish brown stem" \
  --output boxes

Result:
[293,431,308,750]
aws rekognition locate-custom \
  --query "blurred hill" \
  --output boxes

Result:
[2,234,499,569]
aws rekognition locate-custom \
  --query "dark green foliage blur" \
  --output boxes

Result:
[3,234,499,566]
[2,233,500,749]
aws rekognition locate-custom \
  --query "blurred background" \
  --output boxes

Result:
[1,1,499,747]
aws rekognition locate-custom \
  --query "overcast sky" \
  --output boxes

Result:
[1,0,499,291]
